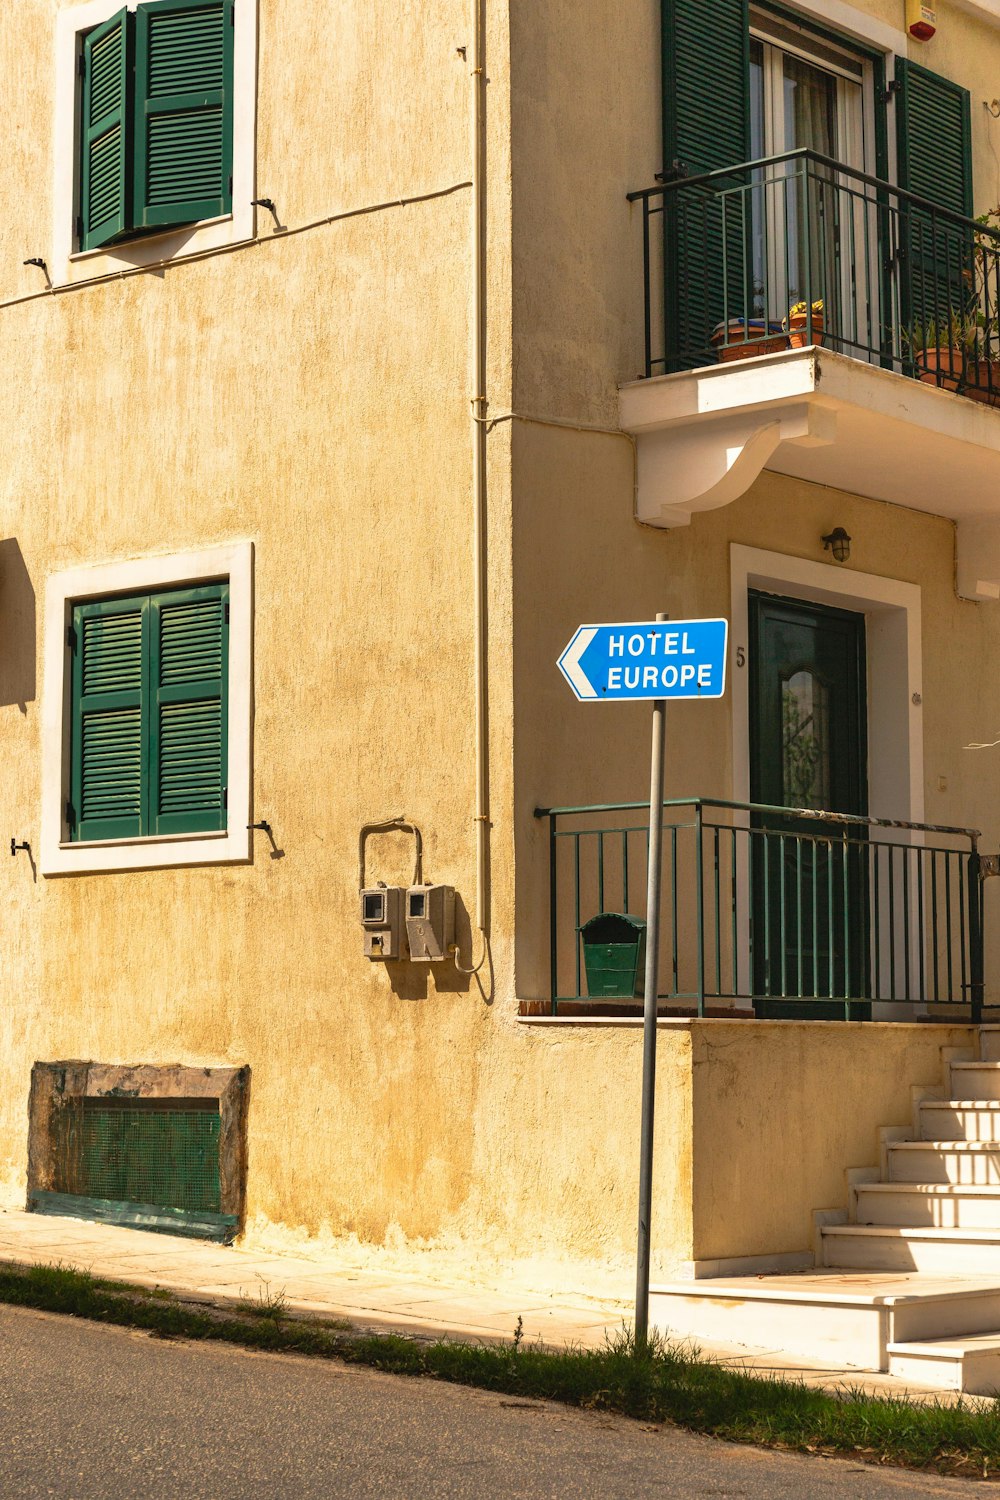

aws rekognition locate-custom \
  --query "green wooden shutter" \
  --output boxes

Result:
[148,585,229,836]
[133,0,234,232]
[80,8,132,250]
[70,596,147,841]
[895,60,973,336]
[662,0,750,369]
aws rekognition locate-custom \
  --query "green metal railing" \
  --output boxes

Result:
[628,148,1000,398]
[534,798,986,1019]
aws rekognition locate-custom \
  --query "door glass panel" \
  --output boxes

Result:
[781,668,831,809]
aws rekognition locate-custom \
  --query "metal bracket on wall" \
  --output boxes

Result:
[981,854,1000,878]
[10,839,30,857]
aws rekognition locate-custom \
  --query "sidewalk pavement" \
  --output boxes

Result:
[0,1207,962,1404]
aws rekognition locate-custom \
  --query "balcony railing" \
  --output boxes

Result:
[534,798,987,1020]
[628,148,1000,402]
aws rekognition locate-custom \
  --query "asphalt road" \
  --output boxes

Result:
[0,1304,983,1498]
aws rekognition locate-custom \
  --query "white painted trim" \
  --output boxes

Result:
[40,541,253,876]
[729,545,925,1012]
[52,0,257,287]
[729,545,924,825]
[772,0,907,57]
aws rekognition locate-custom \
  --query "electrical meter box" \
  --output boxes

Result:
[405,885,455,962]
[361,886,405,959]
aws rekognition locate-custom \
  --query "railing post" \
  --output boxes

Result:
[642,196,652,380]
[548,812,558,1017]
[968,844,984,1026]
[695,801,705,1017]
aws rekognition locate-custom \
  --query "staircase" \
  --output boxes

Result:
[650,1027,1000,1395]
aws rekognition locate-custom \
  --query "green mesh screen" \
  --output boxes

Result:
[55,1097,222,1214]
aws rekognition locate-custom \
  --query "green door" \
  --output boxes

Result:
[749,592,869,1018]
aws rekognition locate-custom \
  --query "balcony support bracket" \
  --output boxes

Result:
[621,349,1000,604]
[634,402,837,528]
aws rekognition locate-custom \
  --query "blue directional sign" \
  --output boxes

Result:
[558,618,729,702]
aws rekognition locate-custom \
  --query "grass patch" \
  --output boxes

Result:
[2,1260,1000,1480]
[236,1278,289,1322]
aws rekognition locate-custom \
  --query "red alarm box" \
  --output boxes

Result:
[906,0,936,41]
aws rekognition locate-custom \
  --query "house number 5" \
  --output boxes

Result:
[736,647,746,668]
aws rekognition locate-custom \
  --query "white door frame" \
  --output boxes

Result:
[728,544,925,1010]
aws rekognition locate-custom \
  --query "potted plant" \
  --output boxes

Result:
[964,314,1000,405]
[903,313,976,393]
[710,317,788,363]
[785,299,825,348]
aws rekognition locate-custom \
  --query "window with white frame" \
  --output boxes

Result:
[41,543,253,875]
[53,0,256,283]
[748,7,879,355]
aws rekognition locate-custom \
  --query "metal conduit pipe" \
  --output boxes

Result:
[458,0,489,977]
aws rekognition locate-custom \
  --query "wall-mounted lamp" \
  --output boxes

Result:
[822,527,852,563]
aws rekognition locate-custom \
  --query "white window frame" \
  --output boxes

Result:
[40,541,253,876]
[750,10,881,359]
[52,0,258,287]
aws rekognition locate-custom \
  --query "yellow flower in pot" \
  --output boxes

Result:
[785,299,825,348]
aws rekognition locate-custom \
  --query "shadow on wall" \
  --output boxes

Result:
[0,539,35,710]
[385,892,493,1003]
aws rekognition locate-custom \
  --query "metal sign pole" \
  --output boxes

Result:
[634,612,668,1347]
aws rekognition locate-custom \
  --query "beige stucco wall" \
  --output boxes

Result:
[0,0,533,1258]
[2,0,1000,1292]
[688,1021,975,1264]
[511,416,1000,998]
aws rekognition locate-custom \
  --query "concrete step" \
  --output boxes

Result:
[950,1062,1000,1100]
[979,1027,1000,1063]
[888,1140,1000,1184]
[823,1223,1000,1274]
[919,1101,1000,1142]
[888,1333,1000,1396]
[855,1182,1000,1230]
[649,1272,1000,1378]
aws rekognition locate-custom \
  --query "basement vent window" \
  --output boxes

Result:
[27,1062,249,1242]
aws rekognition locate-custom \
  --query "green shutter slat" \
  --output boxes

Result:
[150,587,228,835]
[662,0,750,370]
[159,703,224,812]
[81,612,143,694]
[70,586,230,844]
[80,8,132,250]
[71,597,146,841]
[148,8,226,93]
[134,0,234,230]
[81,709,143,820]
[897,60,972,217]
[896,60,974,334]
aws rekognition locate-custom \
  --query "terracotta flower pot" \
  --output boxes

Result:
[710,319,788,363]
[965,360,1000,406]
[917,347,964,393]
[786,314,824,349]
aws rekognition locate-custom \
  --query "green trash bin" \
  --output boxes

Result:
[581,913,647,998]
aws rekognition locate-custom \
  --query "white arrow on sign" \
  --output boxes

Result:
[558,627,598,699]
